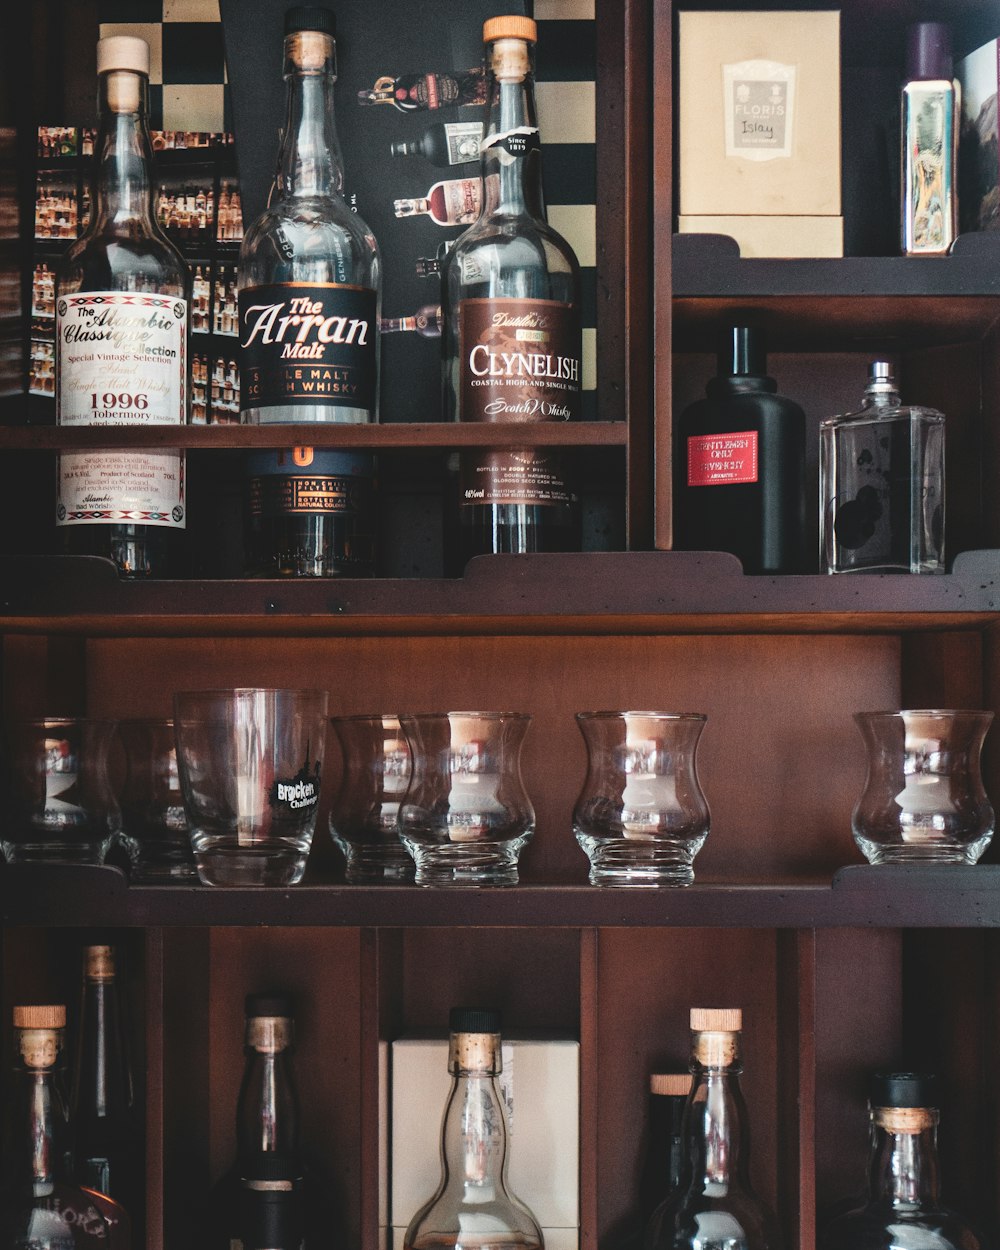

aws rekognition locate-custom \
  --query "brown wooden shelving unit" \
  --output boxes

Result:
[6,2,1000,1250]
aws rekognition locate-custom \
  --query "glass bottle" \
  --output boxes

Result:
[71,946,140,1224]
[901,23,959,256]
[238,6,381,424]
[673,325,806,574]
[0,1005,131,1250]
[357,68,486,111]
[415,241,456,279]
[443,15,582,570]
[380,306,442,338]
[646,1008,781,1250]
[819,361,945,574]
[639,1074,691,1228]
[403,1008,543,1250]
[55,35,190,578]
[819,1072,985,1250]
[391,121,484,167]
[394,178,482,227]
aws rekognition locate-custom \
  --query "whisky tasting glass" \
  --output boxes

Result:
[173,688,329,887]
[852,710,995,865]
[573,712,710,886]
[117,718,196,881]
[2,718,120,864]
[397,712,534,886]
[328,714,414,883]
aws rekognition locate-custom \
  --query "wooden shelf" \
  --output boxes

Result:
[3,863,999,928]
[3,550,999,635]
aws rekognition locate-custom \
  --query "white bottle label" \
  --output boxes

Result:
[56,291,187,529]
[723,58,795,160]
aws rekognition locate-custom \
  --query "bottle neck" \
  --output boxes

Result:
[12,1050,71,1193]
[441,1069,509,1196]
[91,69,157,229]
[684,1033,751,1195]
[869,1108,941,1209]
[237,1018,298,1157]
[74,974,132,1123]
[277,31,344,199]
[861,381,902,411]
[480,37,544,220]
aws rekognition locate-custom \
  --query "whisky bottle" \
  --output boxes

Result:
[245,446,376,577]
[415,240,455,279]
[238,6,381,423]
[390,121,483,167]
[639,1074,691,1227]
[443,16,582,568]
[672,325,806,574]
[71,947,140,1224]
[820,1073,985,1250]
[357,68,486,111]
[645,1009,781,1250]
[819,361,945,574]
[379,305,442,337]
[55,36,190,578]
[0,1006,131,1250]
[394,177,482,227]
[403,1008,543,1250]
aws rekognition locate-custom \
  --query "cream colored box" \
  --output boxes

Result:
[387,1036,579,1248]
[678,10,842,227]
[678,214,844,258]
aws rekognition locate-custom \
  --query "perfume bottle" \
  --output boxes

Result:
[819,1072,985,1250]
[819,361,944,574]
[901,23,960,256]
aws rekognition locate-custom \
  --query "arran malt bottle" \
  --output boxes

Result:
[55,36,190,578]
[403,1008,543,1250]
[71,947,141,1227]
[238,7,381,423]
[443,16,582,570]
[673,326,806,574]
[0,1006,131,1250]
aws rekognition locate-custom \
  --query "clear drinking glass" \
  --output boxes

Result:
[398,712,534,886]
[852,710,994,864]
[328,714,414,883]
[117,718,196,881]
[573,711,710,886]
[173,689,328,887]
[2,718,120,864]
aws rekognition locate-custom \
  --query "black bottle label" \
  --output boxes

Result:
[238,283,376,413]
[248,449,373,519]
[686,430,758,485]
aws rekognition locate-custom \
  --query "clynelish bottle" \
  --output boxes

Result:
[238,6,381,424]
[443,15,582,570]
[820,1073,985,1250]
[0,1006,131,1250]
[673,326,806,573]
[404,1008,543,1250]
[645,1009,781,1250]
[55,35,190,578]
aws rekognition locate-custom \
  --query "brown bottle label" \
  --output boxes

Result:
[460,448,573,509]
[459,297,581,423]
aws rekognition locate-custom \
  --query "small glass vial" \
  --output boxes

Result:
[820,362,945,574]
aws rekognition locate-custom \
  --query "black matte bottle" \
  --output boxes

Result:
[673,326,806,573]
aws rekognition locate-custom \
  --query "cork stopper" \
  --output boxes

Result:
[690,1008,742,1032]
[97,36,150,76]
[13,1005,66,1029]
[85,945,115,981]
[483,16,537,44]
[875,1106,938,1133]
[448,1006,501,1074]
[651,1073,691,1097]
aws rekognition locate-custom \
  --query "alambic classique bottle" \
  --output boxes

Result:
[404,1008,543,1250]
[71,947,140,1227]
[645,1009,781,1250]
[819,1072,985,1250]
[0,1006,131,1250]
[55,35,190,578]
[239,5,380,577]
[443,16,583,571]
[673,326,806,574]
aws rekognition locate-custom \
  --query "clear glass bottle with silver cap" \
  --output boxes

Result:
[819,361,945,574]
[403,1007,543,1250]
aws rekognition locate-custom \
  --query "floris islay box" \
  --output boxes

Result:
[677,10,843,257]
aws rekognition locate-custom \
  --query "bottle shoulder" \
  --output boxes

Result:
[453,215,580,270]
[821,402,946,430]
[239,202,381,288]
[821,1204,985,1250]
[678,391,805,429]
[59,232,189,295]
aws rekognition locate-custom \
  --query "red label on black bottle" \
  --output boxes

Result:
[238,282,377,413]
[687,431,759,485]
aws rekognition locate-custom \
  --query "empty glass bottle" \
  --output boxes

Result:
[819,1072,985,1250]
[404,1008,543,1250]
[645,1008,780,1250]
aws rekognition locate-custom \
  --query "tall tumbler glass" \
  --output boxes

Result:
[173,689,329,887]
[573,712,710,886]
[329,715,414,883]
[2,718,119,864]
[398,712,533,887]
[118,719,196,881]
[853,709,994,864]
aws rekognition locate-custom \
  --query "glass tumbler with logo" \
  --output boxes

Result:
[173,689,328,887]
